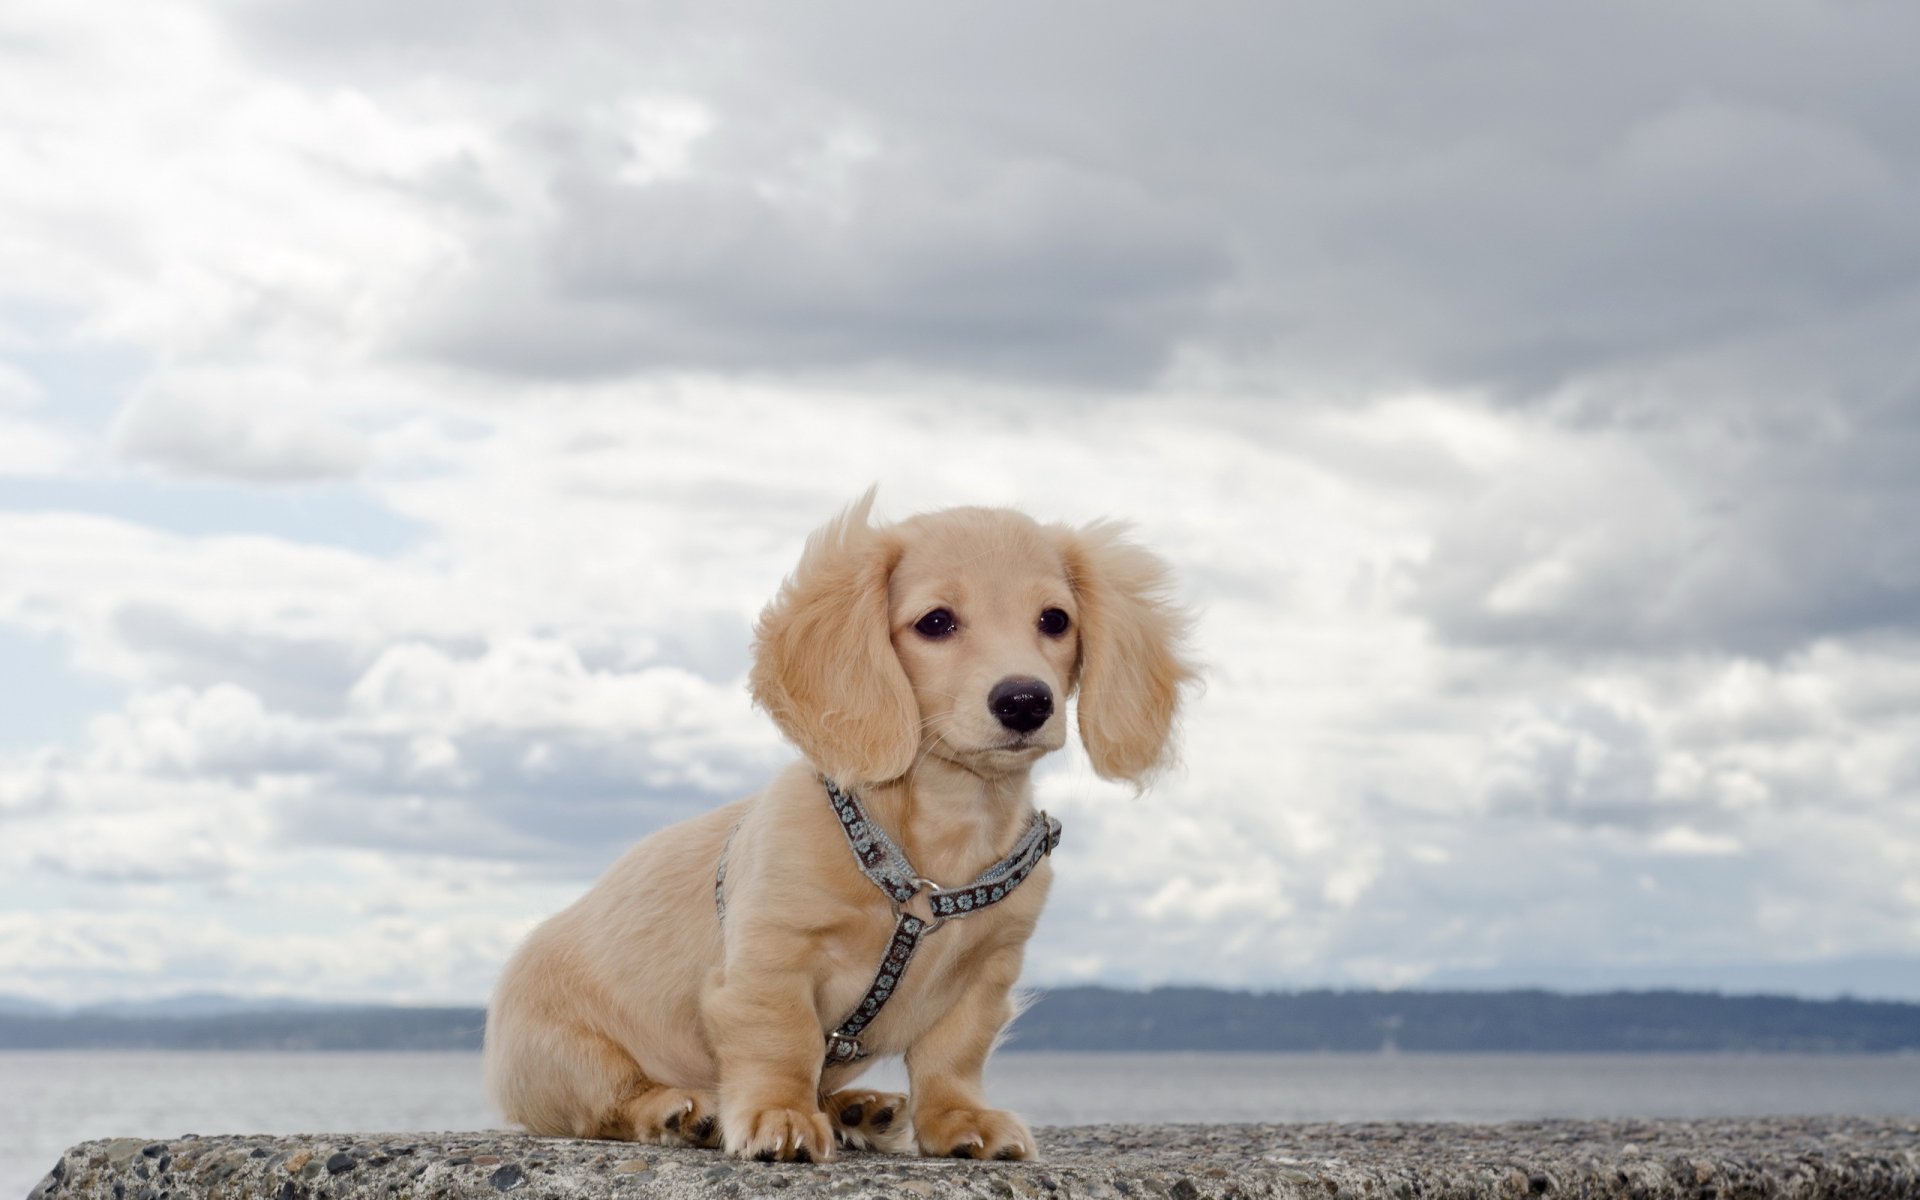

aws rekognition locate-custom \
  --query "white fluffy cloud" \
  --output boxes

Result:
[2,0,1918,1005]
[0,364,81,477]
[109,367,372,483]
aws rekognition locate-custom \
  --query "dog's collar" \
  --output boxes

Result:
[822,776,1061,923]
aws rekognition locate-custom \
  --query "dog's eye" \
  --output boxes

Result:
[914,608,957,639]
[1038,608,1071,637]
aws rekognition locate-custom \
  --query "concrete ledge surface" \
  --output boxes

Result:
[31,1118,1920,1200]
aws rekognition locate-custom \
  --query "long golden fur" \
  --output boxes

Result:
[484,493,1193,1161]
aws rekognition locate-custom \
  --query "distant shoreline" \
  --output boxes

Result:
[6,986,1919,1053]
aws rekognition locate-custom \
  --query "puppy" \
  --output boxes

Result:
[484,493,1192,1161]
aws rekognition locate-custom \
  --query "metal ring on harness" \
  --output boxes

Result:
[891,877,949,935]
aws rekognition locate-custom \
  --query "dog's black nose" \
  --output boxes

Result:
[989,677,1053,734]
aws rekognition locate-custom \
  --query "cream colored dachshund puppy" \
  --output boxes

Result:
[484,494,1192,1161]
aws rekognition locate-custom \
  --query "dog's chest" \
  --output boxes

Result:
[820,862,1050,1055]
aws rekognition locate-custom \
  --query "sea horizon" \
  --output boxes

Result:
[9,985,1920,1055]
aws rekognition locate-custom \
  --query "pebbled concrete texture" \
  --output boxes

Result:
[28,1119,1920,1200]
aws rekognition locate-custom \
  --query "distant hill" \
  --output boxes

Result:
[0,995,60,1016]
[3,987,1918,1052]
[1425,955,1920,1001]
[0,1006,485,1051]
[1011,987,1920,1053]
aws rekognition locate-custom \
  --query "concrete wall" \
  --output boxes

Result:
[30,1118,1920,1200]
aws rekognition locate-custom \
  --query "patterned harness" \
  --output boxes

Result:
[714,776,1062,1067]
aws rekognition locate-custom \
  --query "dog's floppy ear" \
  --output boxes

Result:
[750,490,919,787]
[1057,521,1196,784]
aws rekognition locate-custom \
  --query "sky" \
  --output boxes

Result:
[2,0,1919,1007]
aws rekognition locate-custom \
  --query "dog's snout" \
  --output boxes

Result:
[988,677,1053,734]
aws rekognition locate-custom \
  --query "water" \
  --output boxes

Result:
[6,1051,1918,1198]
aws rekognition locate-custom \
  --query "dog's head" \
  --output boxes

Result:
[750,491,1194,789]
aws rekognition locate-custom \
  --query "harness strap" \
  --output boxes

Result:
[824,910,928,1064]
[925,807,1061,921]
[713,777,1062,1067]
[823,776,923,903]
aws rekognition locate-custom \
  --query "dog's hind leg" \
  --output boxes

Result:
[491,1015,719,1146]
[562,1032,719,1146]
[605,1073,722,1147]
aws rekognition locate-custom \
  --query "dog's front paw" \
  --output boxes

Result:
[823,1088,910,1153]
[914,1106,1034,1160]
[731,1106,835,1163]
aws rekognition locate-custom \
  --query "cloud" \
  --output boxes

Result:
[216,0,1920,402]
[6,394,1920,1002]
[0,0,476,416]
[0,362,44,410]
[0,414,78,477]
[1,623,786,876]
[1478,692,1667,829]
[1413,404,1920,657]
[412,141,1227,383]
[0,511,401,700]
[4,0,1920,1005]
[1478,634,1920,807]
[110,366,371,482]
[0,899,533,1005]
[0,362,84,477]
